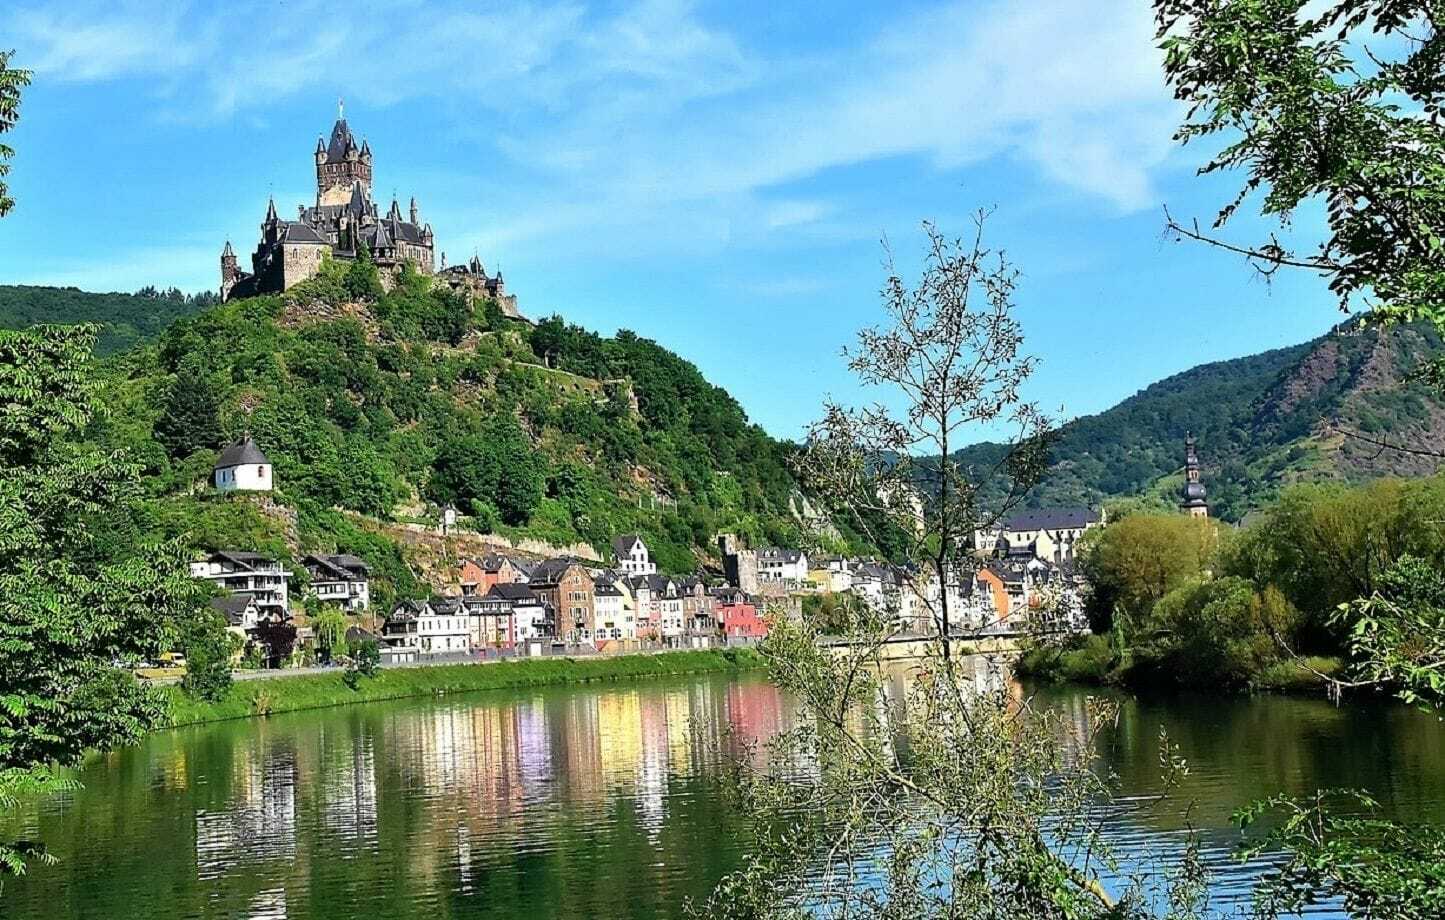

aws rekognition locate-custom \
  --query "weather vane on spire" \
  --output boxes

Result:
[338,97,344,120]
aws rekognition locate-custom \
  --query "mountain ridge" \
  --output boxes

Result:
[956,320,1445,520]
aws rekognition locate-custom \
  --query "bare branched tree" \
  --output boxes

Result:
[693,216,1206,919]
[795,212,1051,657]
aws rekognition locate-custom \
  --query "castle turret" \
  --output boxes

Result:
[220,240,239,298]
[409,197,419,225]
[316,107,373,206]
[1180,432,1208,518]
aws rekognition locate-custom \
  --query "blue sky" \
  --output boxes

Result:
[0,0,1346,442]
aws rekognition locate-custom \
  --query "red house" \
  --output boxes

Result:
[714,589,767,640]
[459,554,522,596]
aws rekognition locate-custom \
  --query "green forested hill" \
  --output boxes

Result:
[64,257,811,602]
[956,321,1445,521]
[0,284,217,355]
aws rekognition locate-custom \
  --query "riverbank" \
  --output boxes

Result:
[1015,634,1345,695]
[165,647,766,727]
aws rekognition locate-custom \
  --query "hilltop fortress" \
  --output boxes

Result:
[221,108,521,319]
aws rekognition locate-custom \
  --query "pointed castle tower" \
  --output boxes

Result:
[220,240,239,299]
[315,99,373,207]
[1180,432,1208,518]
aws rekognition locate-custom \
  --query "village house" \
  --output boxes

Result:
[612,534,657,576]
[383,597,470,655]
[301,553,370,612]
[713,588,767,640]
[810,557,855,593]
[678,577,715,636]
[591,575,634,642]
[629,574,685,644]
[623,575,657,639]
[757,547,809,585]
[213,435,273,493]
[211,594,261,643]
[529,558,596,644]
[190,550,291,621]
[459,554,525,596]
[975,507,1104,565]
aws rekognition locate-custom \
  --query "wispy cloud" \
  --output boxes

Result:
[5,0,1177,260]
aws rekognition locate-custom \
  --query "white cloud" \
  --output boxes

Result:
[4,0,1179,256]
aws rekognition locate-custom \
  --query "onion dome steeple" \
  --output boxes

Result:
[1180,432,1208,518]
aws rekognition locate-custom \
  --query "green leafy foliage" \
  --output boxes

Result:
[311,609,348,664]
[180,613,237,702]
[0,49,31,218]
[427,417,543,525]
[1336,555,1445,710]
[343,638,380,689]
[1157,0,1445,329]
[1237,790,1445,920]
[0,325,217,878]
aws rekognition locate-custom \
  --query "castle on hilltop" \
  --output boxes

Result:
[221,106,520,319]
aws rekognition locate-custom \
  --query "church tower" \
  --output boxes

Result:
[1180,432,1208,518]
[315,101,373,207]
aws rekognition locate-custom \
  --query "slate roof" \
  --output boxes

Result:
[209,549,275,570]
[215,436,270,469]
[429,596,462,615]
[759,547,804,564]
[529,558,585,585]
[210,594,256,626]
[593,578,623,597]
[612,534,643,558]
[485,583,540,603]
[325,118,357,162]
[304,553,370,580]
[282,222,328,245]
[1001,507,1100,532]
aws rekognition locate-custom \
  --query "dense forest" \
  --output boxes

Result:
[0,284,217,354]
[955,322,1445,521]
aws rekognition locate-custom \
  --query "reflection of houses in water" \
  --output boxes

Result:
[245,886,289,920]
[319,737,378,846]
[515,697,554,793]
[464,704,528,820]
[557,695,605,802]
[636,695,673,837]
[725,680,788,769]
[195,749,298,880]
[597,690,645,786]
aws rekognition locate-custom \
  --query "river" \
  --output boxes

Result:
[3,665,1443,918]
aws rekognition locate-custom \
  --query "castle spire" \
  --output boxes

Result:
[265,196,278,222]
[222,239,235,258]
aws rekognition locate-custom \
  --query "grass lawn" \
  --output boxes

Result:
[165,647,766,727]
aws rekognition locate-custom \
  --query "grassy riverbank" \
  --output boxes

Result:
[165,648,766,727]
[1016,634,1345,695]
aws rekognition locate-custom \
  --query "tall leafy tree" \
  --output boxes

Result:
[154,370,223,460]
[1158,0,1444,330]
[0,325,211,879]
[0,50,29,218]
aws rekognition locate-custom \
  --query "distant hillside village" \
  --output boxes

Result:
[190,431,1211,668]
[179,109,1224,669]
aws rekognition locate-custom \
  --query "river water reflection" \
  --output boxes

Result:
[3,665,1443,918]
